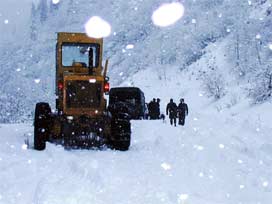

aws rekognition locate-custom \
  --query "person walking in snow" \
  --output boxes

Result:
[155,98,161,119]
[166,99,178,126]
[148,98,157,120]
[177,98,188,126]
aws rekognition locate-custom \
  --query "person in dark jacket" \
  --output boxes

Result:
[155,98,161,119]
[148,98,157,120]
[177,98,188,126]
[166,99,178,126]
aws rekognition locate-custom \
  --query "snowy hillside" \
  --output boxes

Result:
[1,72,272,204]
[1,0,272,122]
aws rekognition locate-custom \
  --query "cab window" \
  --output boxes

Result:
[62,43,100,68]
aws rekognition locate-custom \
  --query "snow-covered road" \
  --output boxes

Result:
[1,105,272,204]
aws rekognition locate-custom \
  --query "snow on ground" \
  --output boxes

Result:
[0,107,272,204]
[1,66,272,204]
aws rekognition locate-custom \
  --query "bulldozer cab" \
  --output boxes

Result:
[55,32,109,116]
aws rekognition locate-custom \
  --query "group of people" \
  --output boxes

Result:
[166,98,188,126]
[147,98,162,120]
[147,98,189,127]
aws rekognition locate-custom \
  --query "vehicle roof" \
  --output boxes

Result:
[57,32,103,45]
[110,87,142,93]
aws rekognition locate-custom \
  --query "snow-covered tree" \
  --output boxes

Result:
[50,0,60,13]
[30,2,38,41]
[201,58,226,100]
[38,0,48,23]
[250,65,272,103]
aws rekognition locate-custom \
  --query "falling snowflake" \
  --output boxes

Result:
[238,159,243,164]
[198,146,204,150]
[194,145,204,151]
[199,172,204,177]
[191,19,196,24]
[161,162,171,170]
[34,79,41,84]
[52,0,60,4]
[268,43,272,50]
[4,19,8,24]
[67,116,73,120]
[256,34,261,39]
[85,16,111,38]
[126,44,134,49]
[152,2,185,27]
[219,144,225,149]
[89,79,96,83]
[21,144,28,150]
[239,185,245,189]
[178,194,189,203]
[263,181,269,187]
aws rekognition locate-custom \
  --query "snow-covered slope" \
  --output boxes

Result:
[1,0,272,122]
[1,67,272,204]
[1,108,272,204]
